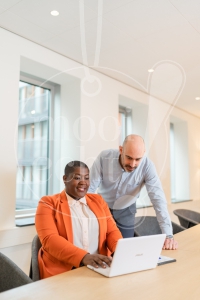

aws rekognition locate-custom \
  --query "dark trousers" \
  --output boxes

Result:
[110,203,136,238]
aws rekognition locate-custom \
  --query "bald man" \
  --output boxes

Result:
[89,134,178,250]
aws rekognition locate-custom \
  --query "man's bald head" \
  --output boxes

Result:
[123,134,145,148]
[119,135,145,172]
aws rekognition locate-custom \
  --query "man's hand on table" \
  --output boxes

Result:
[162,237,178,250]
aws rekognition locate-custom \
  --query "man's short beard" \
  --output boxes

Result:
[124,165,136,172]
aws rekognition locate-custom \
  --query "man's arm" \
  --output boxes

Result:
[88,153,103,193]
[144,160,178,250]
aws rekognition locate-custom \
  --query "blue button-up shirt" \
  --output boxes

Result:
[88,149,172,235]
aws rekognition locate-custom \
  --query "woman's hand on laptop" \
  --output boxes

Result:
[81,254,112,268]
[162,237,178,250]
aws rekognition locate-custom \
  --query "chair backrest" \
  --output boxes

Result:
[173,209,200,228]
[0,252,32,293]
[29,235,42,281]
[134,216,185,237]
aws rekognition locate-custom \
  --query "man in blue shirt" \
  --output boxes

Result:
[88,134,178,250]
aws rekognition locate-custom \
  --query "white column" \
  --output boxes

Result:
[0,48,19,229]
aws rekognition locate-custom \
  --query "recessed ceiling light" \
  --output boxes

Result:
[148,69,154,73]
[195,97,200,100]
[51,10,59,16]
[31,110,35,114]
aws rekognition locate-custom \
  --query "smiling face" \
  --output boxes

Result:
[63,166,90,200]
[119,136,145,172]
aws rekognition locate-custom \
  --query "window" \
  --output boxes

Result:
[16,80,51,210]
[169,118,190,203]
[170,123,176,201]
[118,106,132,145]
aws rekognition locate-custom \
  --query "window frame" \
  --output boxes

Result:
[16,74,56,218]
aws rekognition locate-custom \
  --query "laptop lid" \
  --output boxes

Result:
[87,234,166,277]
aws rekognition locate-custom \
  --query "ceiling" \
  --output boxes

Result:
[1,0,200,117]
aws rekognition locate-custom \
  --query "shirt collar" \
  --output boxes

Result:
[118,154,125,172]
[65,192,87,207]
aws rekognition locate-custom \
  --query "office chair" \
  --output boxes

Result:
[134,216,185,237]
[0,252,32,293]
[29,235,42,281]
[173,209,200,228]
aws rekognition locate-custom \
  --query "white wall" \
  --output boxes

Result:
[0,27,200,274]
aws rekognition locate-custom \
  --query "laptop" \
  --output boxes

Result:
[87,234,166,277]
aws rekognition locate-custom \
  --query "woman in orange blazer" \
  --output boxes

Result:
[35,161,122,279]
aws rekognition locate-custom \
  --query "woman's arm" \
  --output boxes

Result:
[35,196,88,268]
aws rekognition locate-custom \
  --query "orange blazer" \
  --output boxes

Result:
[35,191,122,279]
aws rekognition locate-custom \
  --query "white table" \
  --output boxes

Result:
[1,225,200,300]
